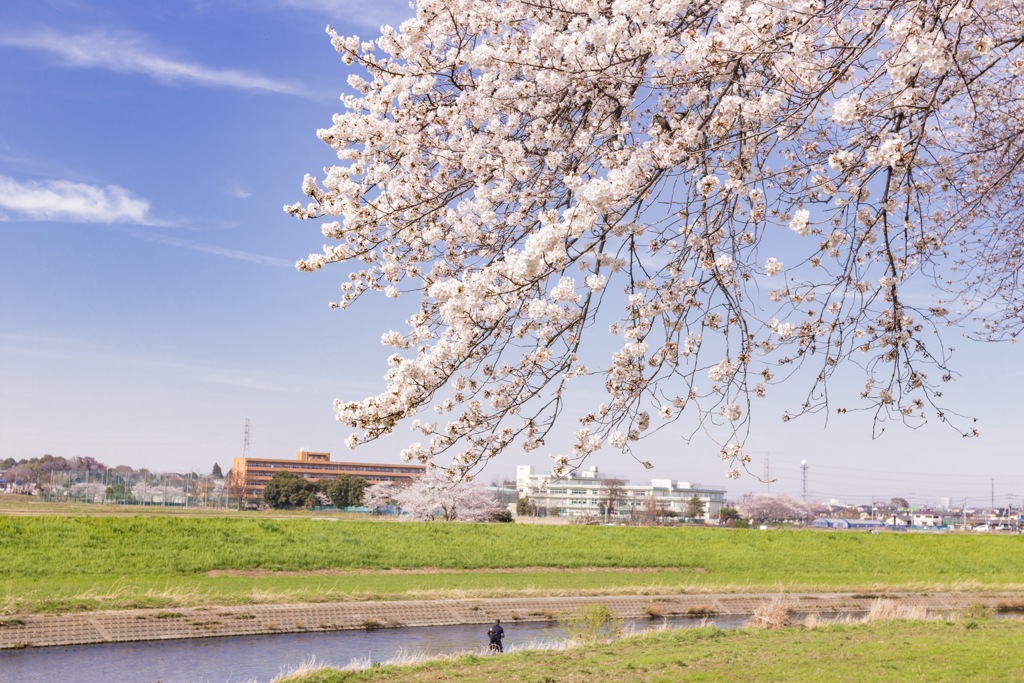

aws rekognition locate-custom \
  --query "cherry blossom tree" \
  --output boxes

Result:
[68,482,106,502]
[363,480,403,513]
[289,0,1024,479]
[737,493,812,523]
[392,471,505,521]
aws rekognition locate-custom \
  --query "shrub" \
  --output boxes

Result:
[558,604,622,644]
[748,599,790,629]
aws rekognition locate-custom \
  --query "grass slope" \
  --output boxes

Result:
[2,513,1023,614]
[277,619,1024,683]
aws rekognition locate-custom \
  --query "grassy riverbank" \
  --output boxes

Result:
[274,617,1024,683]
[2,503,1023,614]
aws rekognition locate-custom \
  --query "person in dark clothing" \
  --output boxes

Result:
[487,619,505,652]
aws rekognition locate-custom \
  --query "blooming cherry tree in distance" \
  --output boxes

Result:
[363,480,402,513]
[287,0,1024,480]
[393,471,505,521]
[737,493,812,524]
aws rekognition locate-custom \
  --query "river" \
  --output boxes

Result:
[0,615,750,683]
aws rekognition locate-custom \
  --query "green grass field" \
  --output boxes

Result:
[5,499,1018,681]
[276,619,1024,683]
[2,505,1023,615]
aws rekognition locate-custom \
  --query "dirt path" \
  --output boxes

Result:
[3,591,1020,649]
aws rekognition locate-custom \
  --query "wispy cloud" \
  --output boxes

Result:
[0,29,310,97]
[272,0,416,30]
[0,332,302,392]
[0,175,158,224]
[227,182,253,199]
[133,231,294,268]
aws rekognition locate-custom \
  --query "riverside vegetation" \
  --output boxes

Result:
[1,501,1023,615]
[267,602,1024,681]
[273,618,1024,683]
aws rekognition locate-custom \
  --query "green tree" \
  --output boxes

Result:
[718,505,747,528]
[719,506,741,521]
[263,471,318,509]
[320,474,366,508]
[891,497,910,511]
[685,494,706,520]
[347,476,367,507]
[516,496,537,517]
[211,462,223,478]
[492,508,514,523]
[105,481,131,502]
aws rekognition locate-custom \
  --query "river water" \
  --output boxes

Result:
[0,615,750,683]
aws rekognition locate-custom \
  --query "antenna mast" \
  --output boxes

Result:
[800,460,808,500]
[242,418,251,459]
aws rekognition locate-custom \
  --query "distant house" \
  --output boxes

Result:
[912,512,944,527]
[941,512,965,528]
[887,514,912,527]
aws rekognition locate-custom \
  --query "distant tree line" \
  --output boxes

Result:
[1,454,235,507]
[2,455,227,482]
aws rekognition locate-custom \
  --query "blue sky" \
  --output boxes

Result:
[0,0,1020,508]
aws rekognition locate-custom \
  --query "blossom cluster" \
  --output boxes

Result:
[289,0,1024,478]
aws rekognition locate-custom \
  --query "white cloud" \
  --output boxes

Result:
[227,182,253,199]
[0,175,155,224]
[0,332,296,392]
[0,29,310,97]
[273,0,416,30]
[133,231,294,268]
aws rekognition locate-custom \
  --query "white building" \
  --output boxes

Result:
[515,465,725,521]
[912,512,944,527]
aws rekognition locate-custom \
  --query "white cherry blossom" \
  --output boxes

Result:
[289,0,1024,480]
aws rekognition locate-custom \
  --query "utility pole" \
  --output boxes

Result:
[800,460,808,501]
[764,453,771,493]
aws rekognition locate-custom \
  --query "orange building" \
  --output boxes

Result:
[231,449,425,500]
